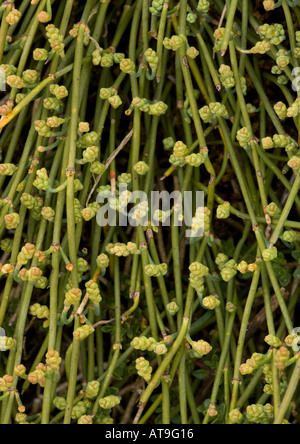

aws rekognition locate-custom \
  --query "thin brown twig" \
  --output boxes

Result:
[86,129,133,206]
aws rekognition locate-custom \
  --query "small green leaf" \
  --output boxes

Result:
[192,369,210,380]
[293,267,300,279]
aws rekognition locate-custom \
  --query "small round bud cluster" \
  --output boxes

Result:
[109,95,122,109]
[133,161,150,175]
[163,34,187,51]
[126,97,168,117]
[0,336,16,351]
[6,8,22,25]
[100,52,114,68]
[34,120,53,138]
[216,201,230,219]
[20,193,35,210]
[78,415,93,424]
[265,334,281,348]
[250,41,271,54]
[186,46,199,59]
[215,254,229,268]
[285,333,299,347]
[0,163,17,177]
[185,153,205,167]
[106,242,140,257]
[97,416,114,424]
[1,263,15,275]
[276,49,290,70]
[73,324,95,341]
[202,295,220,310]
[33,168,50,190]
[69,23,91,46]
[163,137,175,151]
[236,127,252,149]
[145,48,159,71]
[22,69,39,84]
[21,193,35,210]
[246,404,273,424]
[131,336,157,352]
[4,212,20,230]
[149,101,168,116]
[92,49,102,66]
[173,141,188,158]
[219,64,235,89]
[263,0,275,10]
[258,23,286,46]
[46,350,62,373]
[0,238,13,253]
[217,259,237,282]
[28,364,47,387]
[29,303,49,322]
[0,64,17,77]
[286,98,300,117]
[90,161,105,175]
[282,230,300,243]
[41,206,55,222]
[33,48,48,61]
[274,102,287,120]
[80,146,99,164]
[85,380,100,399]
[96,253,110,271]
[149,0,164,15]
[46,116,65,128]
[229,409,243,424]
[144,263,167,277]
[0,101,14,116]
[187,12,197,24]
[246,103,259,114]
[46,24,65,57]
[199,102,229,123]
[166,301,180,316]
[213,28,226,52]
[288,156,300,171]
[85,280,102,304]
[261,136,274,150]
[50,84,68,99]
[136,357,152,382]
[37,11,51,23]
[189,207,210,238]
[72,401,87,420]
[274,346,290,369]
[239,353,265,375]
[266,202,280,217]
[43,97,61,111]
[81,202,100,221]
[190,340,212,358]
[6,75,24,89]
[237,260,257,274]
[15,413,28,424]
[197,0,210,14]
[120,58,136,75]
[100,87,117,100]
[53,397,66,410]
[131,336,167,355]
[0,375,14,392]
[189,262,209,294]
[64,288,82,306]
[169,154,187,167]
[80,131,99,147]
[262,246,278,262]
[14,365,27,379]
[99,395,120,409]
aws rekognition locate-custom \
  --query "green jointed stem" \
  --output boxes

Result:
[63,24,85,425]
